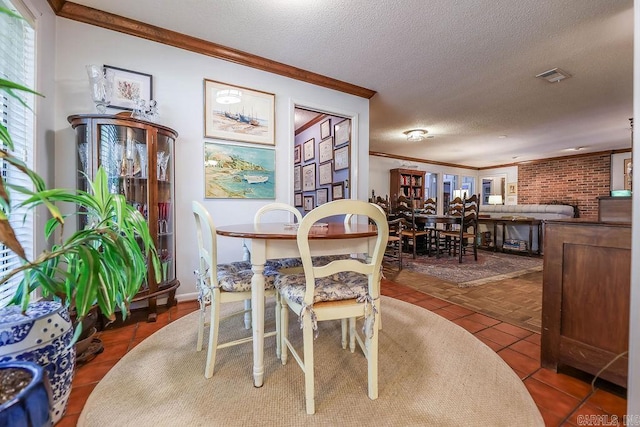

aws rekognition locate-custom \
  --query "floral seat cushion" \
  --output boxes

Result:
[275,271,368,305]
[217,265,280,292]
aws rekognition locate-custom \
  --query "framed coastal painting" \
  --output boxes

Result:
[104,65,153,110]
[204,79,275,145]
[203,142,275,199]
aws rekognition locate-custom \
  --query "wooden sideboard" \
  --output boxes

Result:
[597,196,631,223]
[541,219,631,387]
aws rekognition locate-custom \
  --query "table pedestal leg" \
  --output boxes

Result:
[251,241,266,388]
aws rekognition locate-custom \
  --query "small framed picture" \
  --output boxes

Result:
[303,138,315,162]
[294,193,303,207]
[304,195,314,212]
[294,145,301,164]
[317,188,328,206]
[104,65,153,111]
[319,161,333,185]
[302,163,316,191]
[294,165,302,192]
[318,137,333,163]
[334,119,350,147]
[507,182,517,195]
[334,145,349,171]
[320,119,331,139]
[332,182,345,200]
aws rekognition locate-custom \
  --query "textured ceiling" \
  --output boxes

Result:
[71,0,634,168]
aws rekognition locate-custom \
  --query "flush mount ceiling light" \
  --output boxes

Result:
[403,129,428,141]
[216,89,242,104]
[536,68,571,83]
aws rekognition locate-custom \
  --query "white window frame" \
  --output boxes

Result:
[0,0,36,308]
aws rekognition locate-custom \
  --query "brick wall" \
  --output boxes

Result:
[518,153,611,219]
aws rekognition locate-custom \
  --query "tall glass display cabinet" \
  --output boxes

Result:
[68,114,179,322]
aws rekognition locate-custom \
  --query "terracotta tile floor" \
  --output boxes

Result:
[57,279,627,427]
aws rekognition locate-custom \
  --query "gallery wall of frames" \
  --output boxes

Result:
[294,116,351,214]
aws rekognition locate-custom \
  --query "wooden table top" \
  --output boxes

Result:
[216,222,378,240]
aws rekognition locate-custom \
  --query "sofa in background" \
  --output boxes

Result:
[477,204,575,253]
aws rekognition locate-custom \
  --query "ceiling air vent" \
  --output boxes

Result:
[535,68,571,83]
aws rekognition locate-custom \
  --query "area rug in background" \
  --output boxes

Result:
[79,297,543,426]
[403,251,543,287]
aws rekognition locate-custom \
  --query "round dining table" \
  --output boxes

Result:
[216,221,378,387]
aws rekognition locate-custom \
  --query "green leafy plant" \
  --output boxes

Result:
[0,11,159,341]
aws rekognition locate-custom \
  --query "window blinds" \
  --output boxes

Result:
[0,0,36,308]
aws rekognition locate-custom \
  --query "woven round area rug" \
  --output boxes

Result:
[79,297,543,426]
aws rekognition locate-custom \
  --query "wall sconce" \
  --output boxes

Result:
[488,195,503,205]
[216,89,242,104]
[403,129,428,142]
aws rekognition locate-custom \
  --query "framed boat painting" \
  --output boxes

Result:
[203,142,275,199]
[204,79,275,145]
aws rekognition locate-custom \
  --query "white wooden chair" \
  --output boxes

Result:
[277,200,388,414]
[254,202,304,271]
[192,201,279,378]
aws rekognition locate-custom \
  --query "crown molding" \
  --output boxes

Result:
[46,1,376,99]
[371,147,632,171]
[369,151,478,171]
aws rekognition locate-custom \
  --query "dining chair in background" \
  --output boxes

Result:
[439,194,479,263]
[396,203,429,259]
[385,217,406,270]
[276,199,388,414]
[192,201,279,378]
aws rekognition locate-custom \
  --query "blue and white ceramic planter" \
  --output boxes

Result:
[0,301,75,424]
[0,361,52,427]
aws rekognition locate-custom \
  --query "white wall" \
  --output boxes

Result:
[370,155,519,211]
[53,19,369,301]
[30,0,57,257]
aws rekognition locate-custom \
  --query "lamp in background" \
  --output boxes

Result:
[403,129,428,142]
[488,195,503,205]
[216,89,242,104]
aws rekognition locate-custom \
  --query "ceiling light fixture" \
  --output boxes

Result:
[403,129,428,141]
[216,89,242,104]
[536,67,571,83]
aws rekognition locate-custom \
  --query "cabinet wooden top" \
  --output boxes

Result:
[67,114,178,138]
[545,218,631,228]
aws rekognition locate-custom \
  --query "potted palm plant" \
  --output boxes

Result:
[0,10,160,422]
